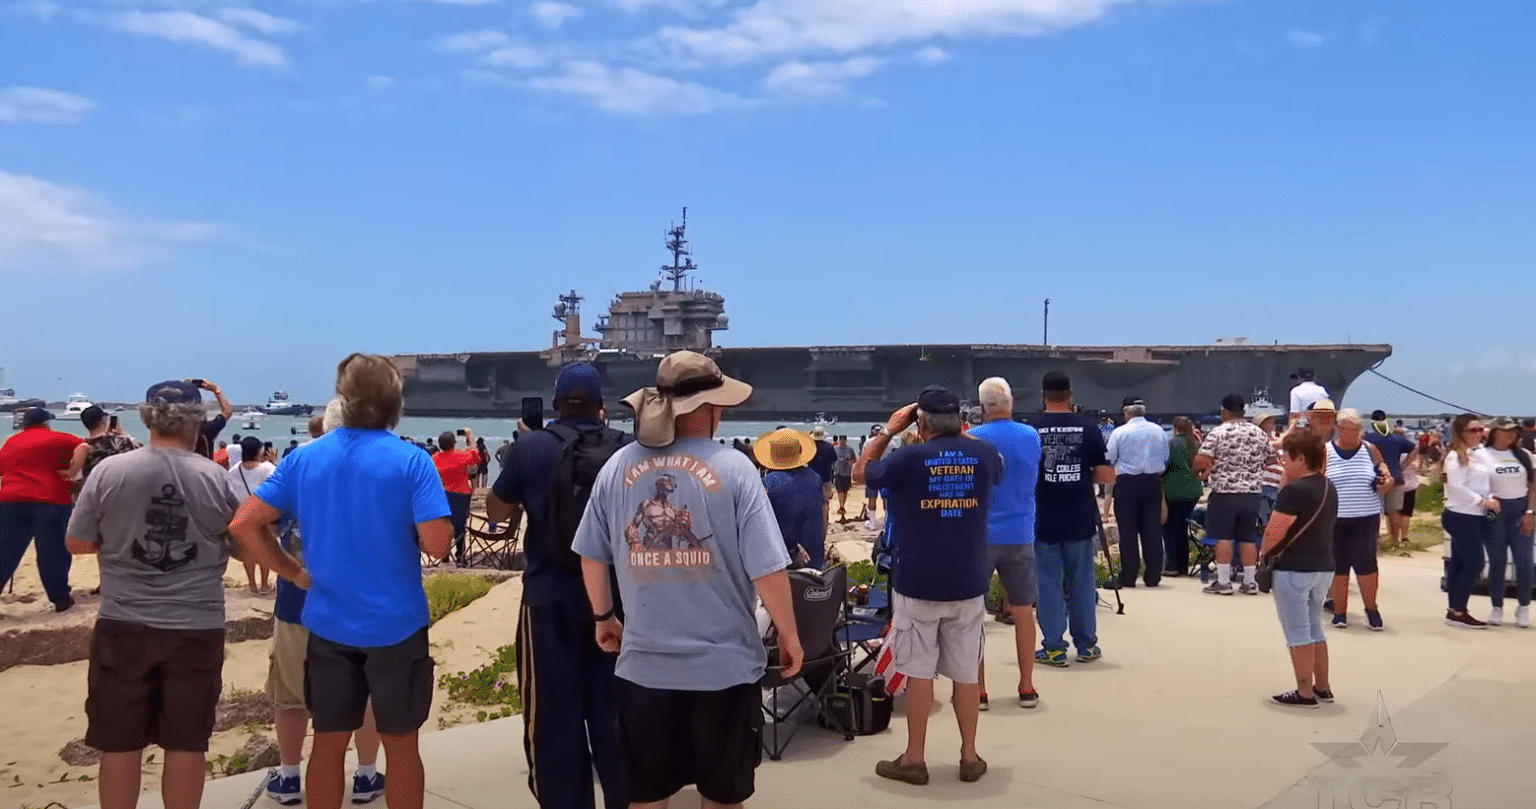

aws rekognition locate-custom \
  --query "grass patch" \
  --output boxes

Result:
[846,560,888,589]
[439,644,521,722]
[425,574,495,624]
[1383,522,1445,557]
[1416,481,1446,514]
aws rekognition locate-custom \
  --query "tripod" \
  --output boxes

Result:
[1095,508,1125,615]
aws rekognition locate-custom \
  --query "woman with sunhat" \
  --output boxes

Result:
[757,428,827,569]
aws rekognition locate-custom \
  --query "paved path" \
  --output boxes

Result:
[86,551,1536,809]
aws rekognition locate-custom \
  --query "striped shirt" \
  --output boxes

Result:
[1325,442,1382,518]
[1106,417,1170,476]
[1261,440,1285,490]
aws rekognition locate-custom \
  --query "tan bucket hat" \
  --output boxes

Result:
[753,428,817,471]
[622,351,752,448]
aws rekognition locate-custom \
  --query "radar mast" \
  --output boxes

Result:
[662,207,698,291]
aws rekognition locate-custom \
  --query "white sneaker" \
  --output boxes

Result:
[1488,607,1504,627]
[1517,606,1531,629]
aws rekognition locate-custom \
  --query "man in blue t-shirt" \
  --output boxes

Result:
[756,428,828,569]
[968,377,1043,710]
[1364,409,1417,544]
[855,386,1002,787]
[1029,371,1114,669]
[488,363,629,809]
[230,354,452,809]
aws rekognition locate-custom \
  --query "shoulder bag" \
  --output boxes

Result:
[1256,478,1331,593]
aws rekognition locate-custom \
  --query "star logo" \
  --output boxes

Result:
[1312,692,1448,769]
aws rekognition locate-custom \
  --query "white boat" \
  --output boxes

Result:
[238,410,266,430]
[259,390,314,417]
[58,393,94,420]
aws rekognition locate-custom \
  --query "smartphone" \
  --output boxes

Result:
[456,428,466,437]
[186,378,206,388]
[521,397,544,431]
[108,415,119,430]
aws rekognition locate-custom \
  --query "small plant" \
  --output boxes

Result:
[438,645,522,714]
[846,560,887,588]
[425,574,495,624]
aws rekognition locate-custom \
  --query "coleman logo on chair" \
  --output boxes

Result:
[803,584,835,602]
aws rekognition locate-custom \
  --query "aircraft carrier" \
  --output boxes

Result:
[392,211,1392,421]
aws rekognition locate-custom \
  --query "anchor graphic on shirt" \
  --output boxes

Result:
[131,484,199,573]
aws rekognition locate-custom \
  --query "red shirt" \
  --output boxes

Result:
[433,449,480,495]
[0,426,85,505]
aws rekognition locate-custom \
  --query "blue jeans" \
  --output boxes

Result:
[1259,485,1280,528]
[1487,498,1534,607]
[1035,536,1098,653]
[0,501,74,607]
[1442,511,1489,612]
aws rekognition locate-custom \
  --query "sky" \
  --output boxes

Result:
[1,0,1531,414]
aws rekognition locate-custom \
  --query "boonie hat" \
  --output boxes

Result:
[622,351,752,449]
[753,428,817,471]
[555,362,603,404]
[145,380,203,405]
[20,408,53,427]
[917,385,961,414]
[1489,416,1520,432]
[809,427,828,441]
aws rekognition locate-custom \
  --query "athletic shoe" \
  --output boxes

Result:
[1018,690,1040,709]
[1076,646,1102,663]
[1272,690,1319,709]
[1323,598,1335,614]
[352,772,386,804]
[876,759,930,785]
[1445,610,1487,629]
[1241,582,1259,596]
[1313,687,1335,703]
[1517,606,1531,629]
[1035,649,1069,668]
[1488,607,1504,627]
[1203,582,1234,596]
[1331,613,1347,629]
[1365,609,1384,632]
[979,693,989,711]
[266,774,302,806]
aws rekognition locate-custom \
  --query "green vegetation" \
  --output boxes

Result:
[1416,481,1446,514]
[846,559,887,588]
[439,644,522,722]
[425,574,496,624]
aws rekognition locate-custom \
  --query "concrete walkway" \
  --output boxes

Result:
[87,551,1536,809]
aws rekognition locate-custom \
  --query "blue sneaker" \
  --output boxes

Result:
[1076,646,1102,663]
[265,773,302,806]
[1035,648,1069,668]
[352,771,386,804]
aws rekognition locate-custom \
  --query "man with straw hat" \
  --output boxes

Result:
[756,427,826,569]
[573,350,803,809]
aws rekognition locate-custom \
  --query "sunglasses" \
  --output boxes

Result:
[1464,426,1487,434]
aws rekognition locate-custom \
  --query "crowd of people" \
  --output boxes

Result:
[0,354,1531,809]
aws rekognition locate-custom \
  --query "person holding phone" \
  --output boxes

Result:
[69,406,142,488]
[185,379,234,459]
[434,429,481,565]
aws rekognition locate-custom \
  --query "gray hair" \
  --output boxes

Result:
[977,377,1013,413]
[1336,408,1364,428]
[321,397,345,433]
[919,410,964,437]
[1123,404,1147,419]
[138,401,206,441]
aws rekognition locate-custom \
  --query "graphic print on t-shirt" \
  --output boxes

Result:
[922,449,983,516]
[131,483,198,572]
[622,455,722,571]
[1040,426,1085,483]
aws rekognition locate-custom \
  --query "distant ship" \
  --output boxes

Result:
[259,391,314,417]
[392,210,1392,421]
[0,388,45,413]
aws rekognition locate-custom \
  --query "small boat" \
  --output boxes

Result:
[259,390,314,417]
[58,393,94,420]
[238,410,265,430]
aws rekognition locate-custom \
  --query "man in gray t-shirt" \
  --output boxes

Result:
[66,380,245,809]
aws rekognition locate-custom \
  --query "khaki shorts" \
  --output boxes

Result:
[1381,487,1405,514]
[266,619,308,711]
[890,593,986,684]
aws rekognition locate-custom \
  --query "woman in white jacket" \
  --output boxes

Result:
[1441,414,1495,629]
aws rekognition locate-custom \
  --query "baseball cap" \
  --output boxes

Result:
[1370,409,1388,422]
[79,405,107,430]
[554,362,603,404]
[1042,371,1072,392]
[1297,367,1315,380]
[144,380,203,405]
[240,436,264,460]
[20,408,53,427]
[917,385,961,414]
[1221,393,1246,414]
[1122,396,1145,408]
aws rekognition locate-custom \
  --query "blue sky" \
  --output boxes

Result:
[1,0,1531,413]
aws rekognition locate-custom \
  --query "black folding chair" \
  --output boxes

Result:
[760,566,855,760]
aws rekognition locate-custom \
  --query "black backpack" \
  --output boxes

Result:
[544,423,626,571]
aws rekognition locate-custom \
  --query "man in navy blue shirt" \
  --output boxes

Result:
[756,428,826,569]
[488,363,628,809]
[855,386,1002,786]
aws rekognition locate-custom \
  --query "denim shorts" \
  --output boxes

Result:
[1272,570,1332,647]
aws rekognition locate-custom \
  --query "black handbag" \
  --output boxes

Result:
[1256,479,1331,593]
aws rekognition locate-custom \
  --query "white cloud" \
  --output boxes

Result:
[0,87,95,124]
[762,55,884,99]
[215,8,302,35]
[113,10,288,68]
[530,1,582,28]
[607,0,728,12]
[485,44,563,69]
[522,61,756,115]
[435,29,514,53]
[365,74,395,91]
[418,0,504,6]
[0,170,220,272]
[1285,27,1329,48]
[434,30,565,68]
[915,45,949,63]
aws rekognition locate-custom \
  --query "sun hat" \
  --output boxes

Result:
[809,427,828,441]
[1250,408,1279,427]
[1308,398,1337,413]
[622,351,752,449]
[753,428,817,471]
[1489,416,1520,432]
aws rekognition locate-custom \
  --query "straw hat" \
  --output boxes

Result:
[809,427,828,441]
[621,351,752,449]
[1308,398,1337,413]
[753,428,817,471]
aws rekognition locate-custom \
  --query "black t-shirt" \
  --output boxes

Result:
[1031,412,1109,543]
[1271,474,1338,572]
[809,440,837,483]
[195,414,227,459]
[491,418,632,607]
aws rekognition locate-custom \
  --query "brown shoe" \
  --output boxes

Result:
[875,759,929,785]
[959,757,988,783]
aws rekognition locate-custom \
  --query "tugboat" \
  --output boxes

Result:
[259,391,314,417]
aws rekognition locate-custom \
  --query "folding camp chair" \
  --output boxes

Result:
[460,512,522,570]
[761,566,855,760]
[842,584,889,674]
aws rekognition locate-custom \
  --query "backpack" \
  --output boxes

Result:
[544,423,626,571]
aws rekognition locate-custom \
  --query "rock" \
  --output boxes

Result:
[58,738,101,767]
[0,598,276,673]
[214,692,275,732]
[225,735,280,775]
